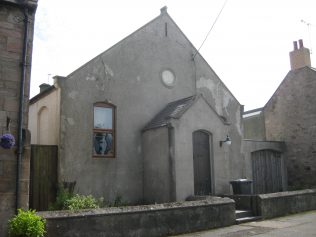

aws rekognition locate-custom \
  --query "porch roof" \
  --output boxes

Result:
[143,95,196,131]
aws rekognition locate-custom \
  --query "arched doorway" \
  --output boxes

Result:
[193,130,213,195]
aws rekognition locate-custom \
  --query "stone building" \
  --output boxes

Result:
[0,0,38,234]
[243,40,316,189]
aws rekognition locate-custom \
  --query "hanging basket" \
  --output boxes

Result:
[0,133,15,149]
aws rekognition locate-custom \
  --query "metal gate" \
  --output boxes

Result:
[29,145,58,211]
[193,130,212,195]
[252,149,283,194]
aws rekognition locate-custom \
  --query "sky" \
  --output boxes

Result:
[30,0,316,110]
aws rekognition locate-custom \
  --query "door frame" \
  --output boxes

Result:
[192,129,214,195]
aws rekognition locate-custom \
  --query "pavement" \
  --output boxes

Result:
[171,210,316,237]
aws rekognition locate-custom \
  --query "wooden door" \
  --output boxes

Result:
[30,145,58,211]
[252,150,283,194]
[193,131,212,195]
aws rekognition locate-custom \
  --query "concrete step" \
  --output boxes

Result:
[235,210,252,219]
[236,216,262,224]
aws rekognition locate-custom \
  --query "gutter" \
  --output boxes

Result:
[15,6,29,213]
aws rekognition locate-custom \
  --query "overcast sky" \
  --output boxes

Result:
[31,0,316,110]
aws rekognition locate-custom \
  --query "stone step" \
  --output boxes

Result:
[236,216,262,224]
[235,209,252,219]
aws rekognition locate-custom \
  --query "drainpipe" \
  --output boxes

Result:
[15,6,29,213]
[167,123,176,201]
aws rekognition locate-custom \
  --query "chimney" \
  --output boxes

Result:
[39,83,51,93]
[160,6,167,15]
[289,39,311,70]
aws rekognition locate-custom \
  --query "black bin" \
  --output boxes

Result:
[230,179,252,195]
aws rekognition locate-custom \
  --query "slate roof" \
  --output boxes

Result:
[143,95,197,131]
[263,66,316,109]
[29,85,56,104]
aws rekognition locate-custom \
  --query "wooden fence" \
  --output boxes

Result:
[29,145,58,211]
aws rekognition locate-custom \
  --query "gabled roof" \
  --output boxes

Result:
[63,7,240,105]
[263,66,316,109]
[143,94,230,131]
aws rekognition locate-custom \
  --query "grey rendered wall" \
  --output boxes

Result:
[57,12,197,203]
[172,98,234,198]
[242,140,287,190]
[56,10,243,203]
[264,67,316,188]
[194,53,244,184]
[143,127,172,203]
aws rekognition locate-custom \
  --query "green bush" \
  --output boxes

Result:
[49,185,74,210]
[8,209,46,237]
[65,194,99,210]
[108,195,128,207]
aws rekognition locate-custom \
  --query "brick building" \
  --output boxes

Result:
[0,0,38,235]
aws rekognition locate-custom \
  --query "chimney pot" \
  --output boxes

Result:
[293,41,298,50]
[39,83,51,93]
[299,39,304,48]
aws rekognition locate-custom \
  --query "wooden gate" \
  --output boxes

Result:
[252,149,283,194]
[29,145,58,211]
[193,131,212,195]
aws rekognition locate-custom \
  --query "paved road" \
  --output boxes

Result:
[171,211,316,237]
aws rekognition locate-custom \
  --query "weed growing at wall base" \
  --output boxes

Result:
[65,194,99,210]
[49,185,74,210]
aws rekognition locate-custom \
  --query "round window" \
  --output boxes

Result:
[161,69,176,88]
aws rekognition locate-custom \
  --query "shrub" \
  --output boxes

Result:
[65,194,99,210]
[109,195,128,207]
[49,185,74,210]
[8,209,46,237]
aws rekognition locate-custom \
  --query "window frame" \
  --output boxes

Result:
[93,102,116,158]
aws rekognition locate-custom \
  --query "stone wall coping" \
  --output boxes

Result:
[258,189,316,199]
[243,139,285,143]
[38,197,234,219]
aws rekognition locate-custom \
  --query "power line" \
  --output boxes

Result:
[193,0,229,59]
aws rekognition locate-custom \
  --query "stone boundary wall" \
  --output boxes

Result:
[38,197,235,237]
[258,189,316,219]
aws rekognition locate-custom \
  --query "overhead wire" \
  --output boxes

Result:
[193,0,229,59]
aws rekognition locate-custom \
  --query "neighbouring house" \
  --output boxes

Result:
[0,0,38,235]
[29,7,286,205]
[243,39,316,189]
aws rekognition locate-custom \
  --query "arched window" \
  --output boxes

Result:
[37,106,49,144]
[93,102,116,158]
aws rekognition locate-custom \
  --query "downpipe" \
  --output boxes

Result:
[15,6,29,213]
